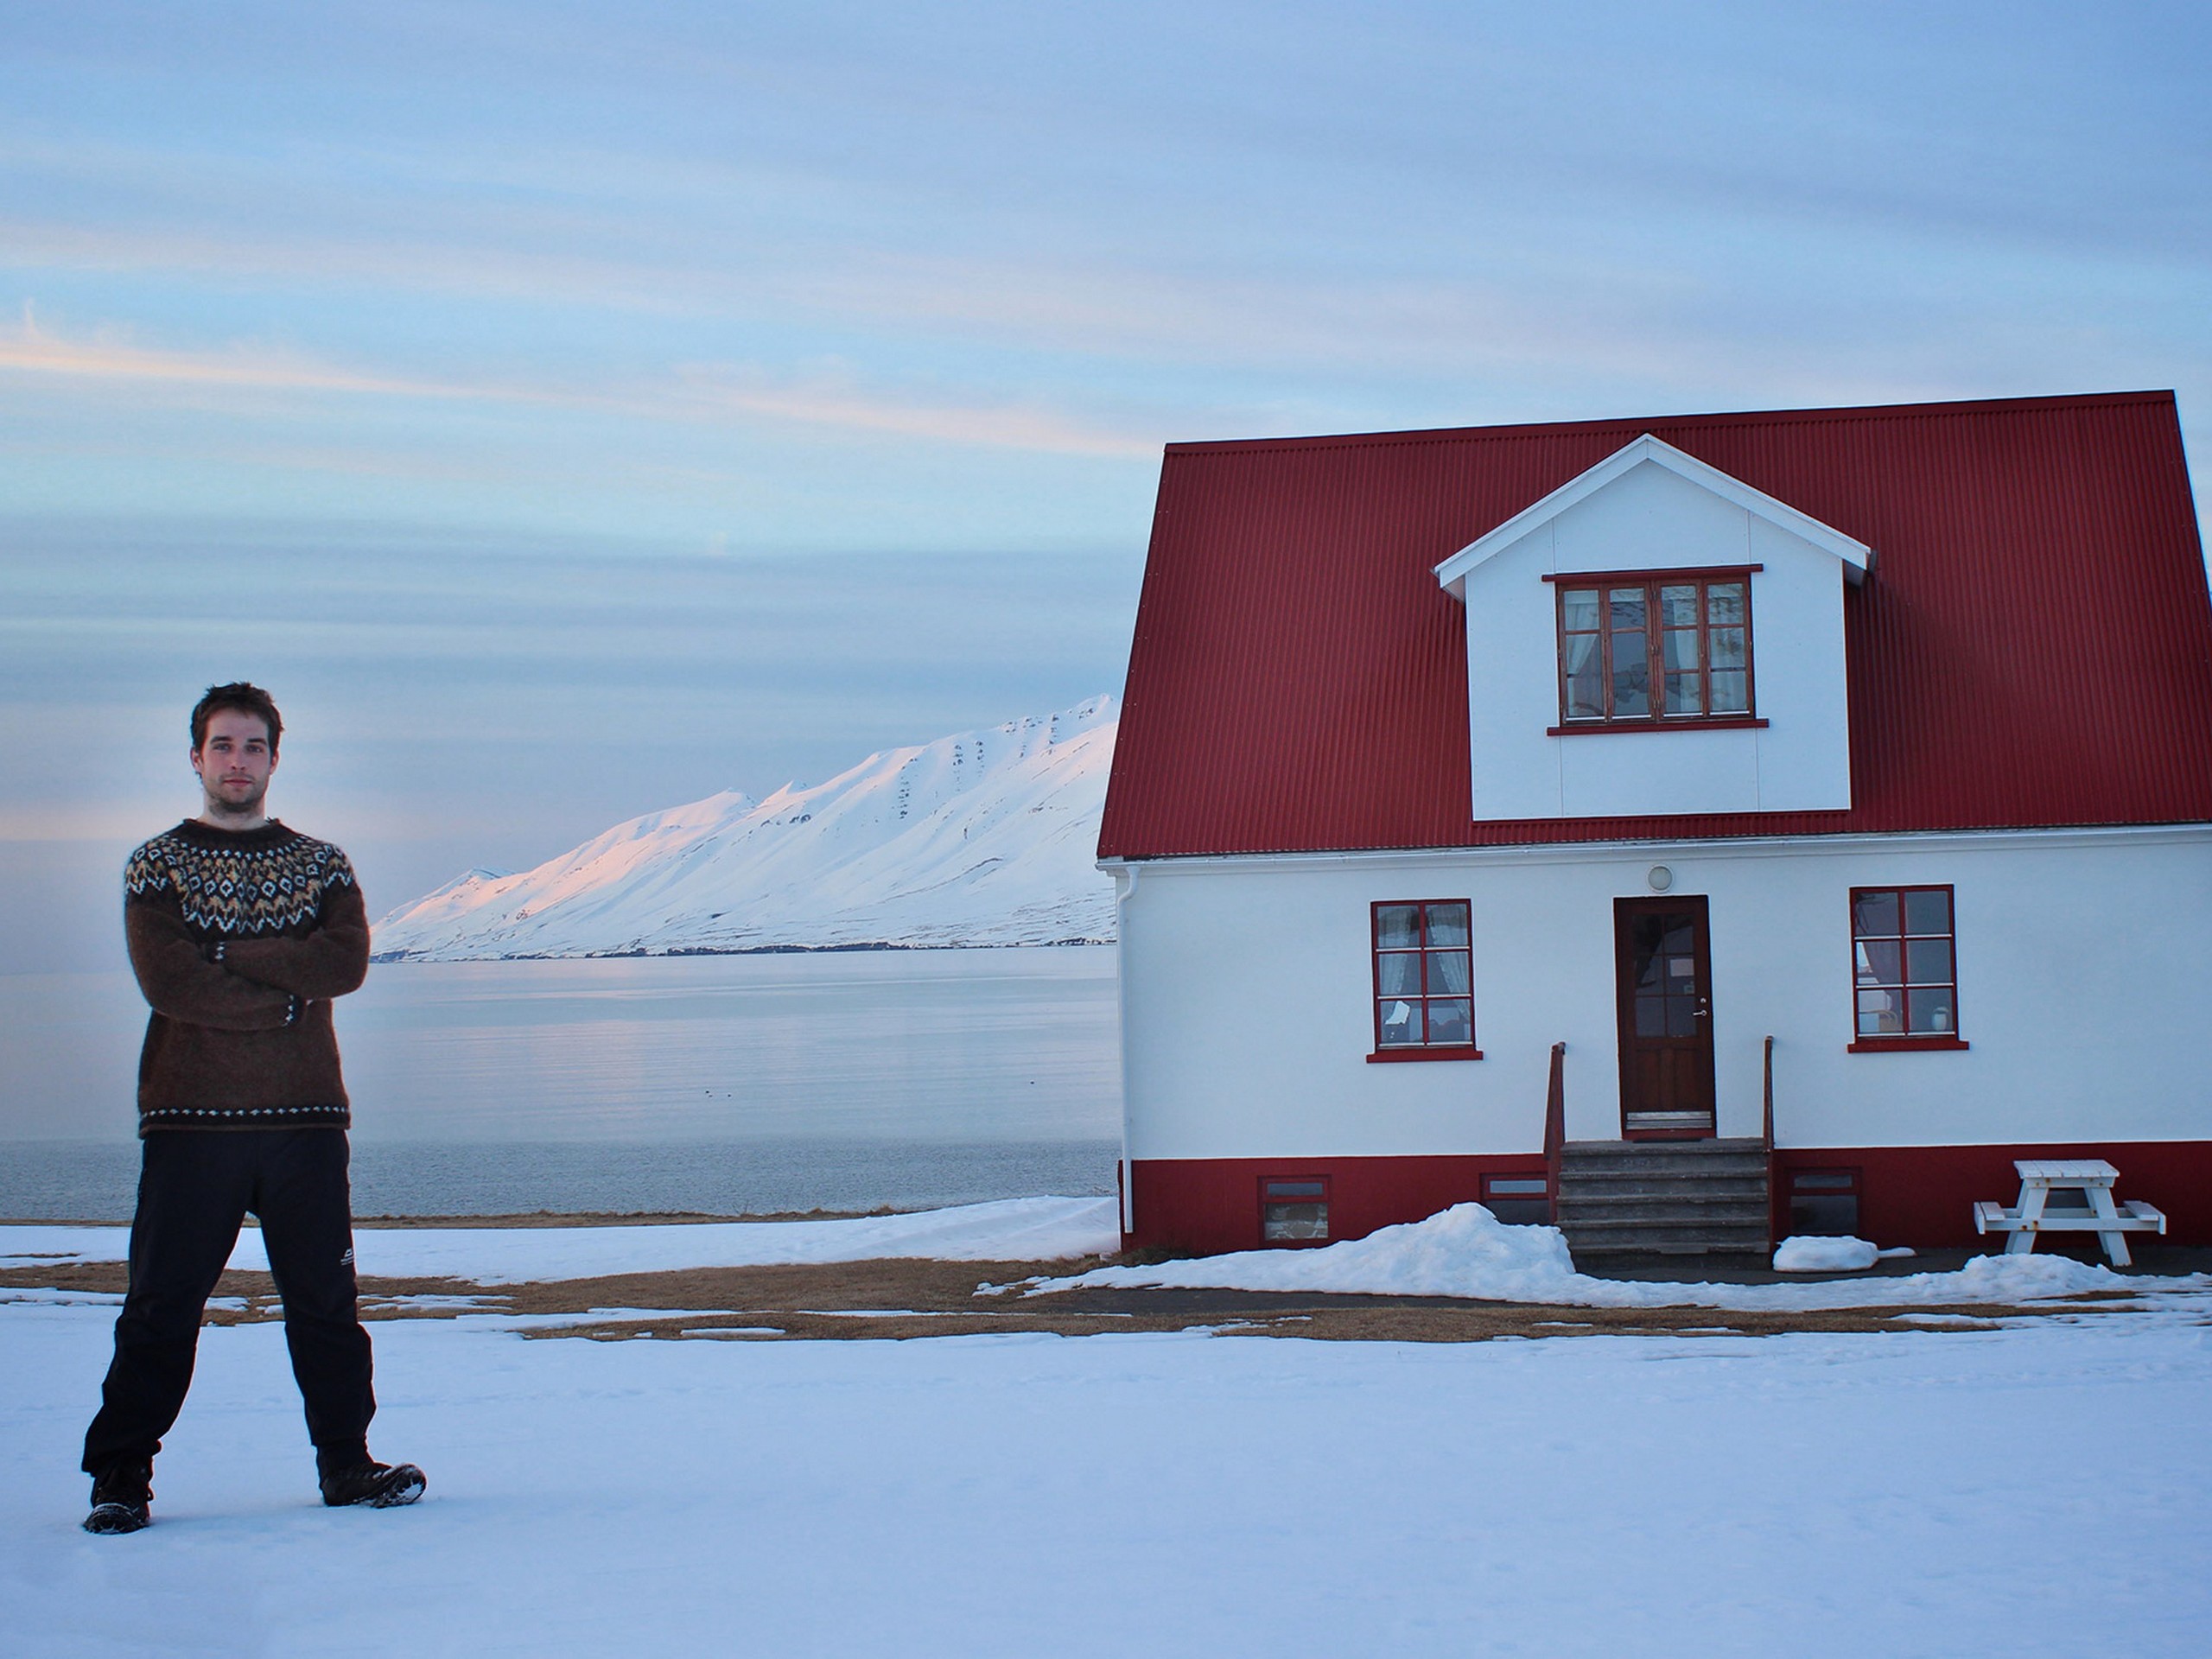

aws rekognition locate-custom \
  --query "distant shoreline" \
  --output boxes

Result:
[0,1206,930,1230]
[367,937,1115,964]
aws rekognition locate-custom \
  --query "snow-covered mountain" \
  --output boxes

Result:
[372,697,1119,960]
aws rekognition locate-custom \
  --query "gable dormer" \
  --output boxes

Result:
[1433,435,1871,823]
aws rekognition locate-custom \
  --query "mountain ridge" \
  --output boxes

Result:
[371,696,1119,961]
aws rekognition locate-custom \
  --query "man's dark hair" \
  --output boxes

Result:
[190,683,283,755]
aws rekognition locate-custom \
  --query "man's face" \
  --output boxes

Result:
[191,709,277,818]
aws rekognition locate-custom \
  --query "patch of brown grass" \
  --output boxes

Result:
[1,1256,2097,1343]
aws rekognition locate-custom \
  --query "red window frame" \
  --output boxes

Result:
[1370,899,1481,1062]
[1847,885,1968,1052]
[1548,566,1764,734]
[1260,1176,1331,1246]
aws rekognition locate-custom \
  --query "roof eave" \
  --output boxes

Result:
[1433,432,1875,600]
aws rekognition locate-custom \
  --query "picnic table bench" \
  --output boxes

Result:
[1974,1159,2165,1268]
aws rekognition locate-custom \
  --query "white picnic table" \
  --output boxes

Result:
[1974,1159,2165,1268]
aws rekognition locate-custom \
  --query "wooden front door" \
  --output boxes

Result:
[1613,896,1716,1139]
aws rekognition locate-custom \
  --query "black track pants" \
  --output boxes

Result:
[83,1128,376,1476]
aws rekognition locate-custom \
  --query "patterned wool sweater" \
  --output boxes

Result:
[124,819,370,1133]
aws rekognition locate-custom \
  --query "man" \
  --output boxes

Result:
[81,683,423,1534]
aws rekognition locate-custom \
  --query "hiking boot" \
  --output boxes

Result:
[84,1459,152,1535]
[319,1459,426,1509]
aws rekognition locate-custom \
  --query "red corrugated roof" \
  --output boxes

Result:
[1100,391,2212,859]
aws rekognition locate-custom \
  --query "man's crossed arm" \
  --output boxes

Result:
[125,883,370,1029]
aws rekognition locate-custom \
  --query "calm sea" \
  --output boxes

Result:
[0,948,1122,1219]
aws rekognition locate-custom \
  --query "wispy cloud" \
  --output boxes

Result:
[0,306,1157,459]
[0,302,484,400]
[663,363,1157,459]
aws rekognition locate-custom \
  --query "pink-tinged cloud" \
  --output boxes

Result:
[0,305,482,401]
[665,365,1159,459]
[0,307,1157,459]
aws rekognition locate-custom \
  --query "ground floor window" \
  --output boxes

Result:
[1850,885,1965,1049]
[1370,899,1478,1058]
[1261,1177,1329,1243]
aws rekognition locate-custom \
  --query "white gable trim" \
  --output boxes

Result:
[1433,433,1873,598]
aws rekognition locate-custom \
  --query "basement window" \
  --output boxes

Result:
[1481,1175,1552,1227]
[1261,1178,1330,1244]
[1788,1169,1860,1236]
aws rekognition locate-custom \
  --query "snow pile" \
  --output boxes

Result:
[1774,1235,1880,1272]
[1030,1203,2191,1311]
[0,1197,1122,1283]
[372,697,1118,958]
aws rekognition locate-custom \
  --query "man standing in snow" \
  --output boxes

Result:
[81,683,424,1534]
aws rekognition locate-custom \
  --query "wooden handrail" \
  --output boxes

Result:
[1763,1033,1778,1249]
[1544,1041,1567,1221]
[1763,1034,1776,1150]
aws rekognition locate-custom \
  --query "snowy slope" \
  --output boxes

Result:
[372,697,1118,959]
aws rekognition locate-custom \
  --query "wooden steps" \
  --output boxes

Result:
[1554,1138,1771,1260]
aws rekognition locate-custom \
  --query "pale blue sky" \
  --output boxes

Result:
[3,2,2208,970]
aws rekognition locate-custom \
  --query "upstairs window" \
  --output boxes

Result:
[1371,900,1478,1058]
[1554,570,1756,728]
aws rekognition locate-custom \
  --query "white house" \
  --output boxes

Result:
[1099,391,2212,1255]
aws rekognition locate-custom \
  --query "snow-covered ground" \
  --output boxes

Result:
[371,697,1117,958]
[5,1285,2209,1656]
[0,1196,1122,1283]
